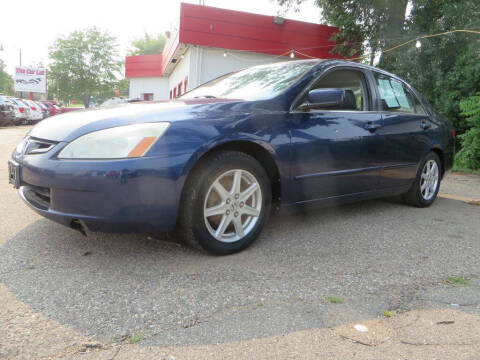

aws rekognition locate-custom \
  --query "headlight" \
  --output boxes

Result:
[58,123,170,159]
[16,136,29,154]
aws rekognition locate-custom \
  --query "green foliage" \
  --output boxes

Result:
[0,59,14,95]
[278,0,409,65]
[129,33,166,55]
[327,295,344,304]
[455,128,480,170]
[456,94,480,170]
[460,93,480,128]
[383,0,480,133]
[446,276,470,286]
[383,310,396,318]
[48,27,121,107]
[127,333,144,344]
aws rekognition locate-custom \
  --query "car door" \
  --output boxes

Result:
[288,67,385,203]
[372,72,432,188]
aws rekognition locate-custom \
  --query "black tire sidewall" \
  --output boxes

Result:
[190,153,271,254]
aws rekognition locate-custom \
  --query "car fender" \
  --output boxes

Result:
[177,133,280,195]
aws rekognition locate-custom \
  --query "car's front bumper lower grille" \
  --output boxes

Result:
[22,184,51,210]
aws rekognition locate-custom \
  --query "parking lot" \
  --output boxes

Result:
[1,126,480,359]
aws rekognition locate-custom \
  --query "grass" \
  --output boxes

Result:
[446,276,470,286]
[327,295,344,304]
[68,103,85,108]
[383,310,396,318]
[127,333,145,344]
[452,163,480,176]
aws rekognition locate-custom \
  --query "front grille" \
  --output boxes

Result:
[23,184,51,210]
[25,138,56,155]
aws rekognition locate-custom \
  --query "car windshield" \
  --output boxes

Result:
[181,60,319,101]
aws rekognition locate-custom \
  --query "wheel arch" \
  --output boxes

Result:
[430,145,445,178]
[180,139,282,207]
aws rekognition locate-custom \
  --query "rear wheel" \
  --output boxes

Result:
[402,152,441,207]
[179,151,271,254]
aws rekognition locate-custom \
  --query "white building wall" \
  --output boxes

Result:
[168,48,193,96]
[193,47,289,89]
[130,46,292,100]
[129,77,169,100]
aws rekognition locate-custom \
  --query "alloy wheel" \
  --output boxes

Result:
[204,169,262,243]
[420,159,439,201]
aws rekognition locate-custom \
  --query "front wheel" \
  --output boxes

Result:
[402,152,442,207]
[179,151,271,254]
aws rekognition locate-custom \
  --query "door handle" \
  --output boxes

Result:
[365,122,382,133]
[420,120,431,130]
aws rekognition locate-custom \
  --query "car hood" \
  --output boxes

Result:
[28,98,243,142]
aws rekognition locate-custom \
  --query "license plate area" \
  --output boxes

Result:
[8,160,20,189]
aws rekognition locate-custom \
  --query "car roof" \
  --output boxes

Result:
[307,59,404,81]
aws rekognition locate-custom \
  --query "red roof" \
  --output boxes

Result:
[126,2,341,78]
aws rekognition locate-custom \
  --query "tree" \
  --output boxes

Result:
[128,33,166,55]
[0,59,14,95]
[385,0,480,133]
[456,93,480,170]
[277,0,409,65]
[48,27,121,107]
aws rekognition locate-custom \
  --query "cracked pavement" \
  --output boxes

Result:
[1,126,480,359]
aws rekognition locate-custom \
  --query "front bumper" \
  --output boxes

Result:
[13,149,191,233]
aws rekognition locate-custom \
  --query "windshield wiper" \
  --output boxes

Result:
[193,95,218,99]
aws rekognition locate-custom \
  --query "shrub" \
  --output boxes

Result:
[455,94,480,170]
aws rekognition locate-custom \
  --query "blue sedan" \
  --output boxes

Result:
[9,60,454,254]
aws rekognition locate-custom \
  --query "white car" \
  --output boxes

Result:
[36,101,49,119]
[24,100,44,123]
[6,97,30,125]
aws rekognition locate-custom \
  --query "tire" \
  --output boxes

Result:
[178,150,271,255]
[402,152,442,207]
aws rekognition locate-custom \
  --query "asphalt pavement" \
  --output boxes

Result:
[1,126,479,358]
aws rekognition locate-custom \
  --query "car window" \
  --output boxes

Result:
[306,69,370,111]
[375,73,426,115]
[182,60,319,101]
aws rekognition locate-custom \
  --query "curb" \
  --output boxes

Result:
[438,193,480,206]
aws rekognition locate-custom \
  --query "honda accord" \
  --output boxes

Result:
[9,60,454,254]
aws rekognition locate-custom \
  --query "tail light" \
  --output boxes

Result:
[31,107,37,111]
[451,129,456,138]
[19,107,25,113]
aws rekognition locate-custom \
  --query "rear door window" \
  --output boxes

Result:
[375,73,426,115]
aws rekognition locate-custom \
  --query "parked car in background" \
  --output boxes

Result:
[0,95,16,126]
[61,106,83,113]
[36,102,49,119]
[6,97,30,125]
[24,100,44,124]
[41,101,61,116]
[9,60,454,254]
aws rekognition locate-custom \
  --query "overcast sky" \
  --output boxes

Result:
[0,0,321,75]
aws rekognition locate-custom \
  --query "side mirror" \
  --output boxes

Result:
[298,88,356,111]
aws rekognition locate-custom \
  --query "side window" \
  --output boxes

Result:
[375,73,426,115]
[308,69,370,111]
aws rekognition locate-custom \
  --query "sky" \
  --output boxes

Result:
[0,0,322,76]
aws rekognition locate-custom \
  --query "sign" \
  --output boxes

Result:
[14,66,47,93]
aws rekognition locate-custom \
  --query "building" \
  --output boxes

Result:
[125,2,341,101]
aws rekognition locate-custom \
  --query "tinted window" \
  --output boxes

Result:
[308,69,369,111]
[375,73,426,115]
[182,60,318,101]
